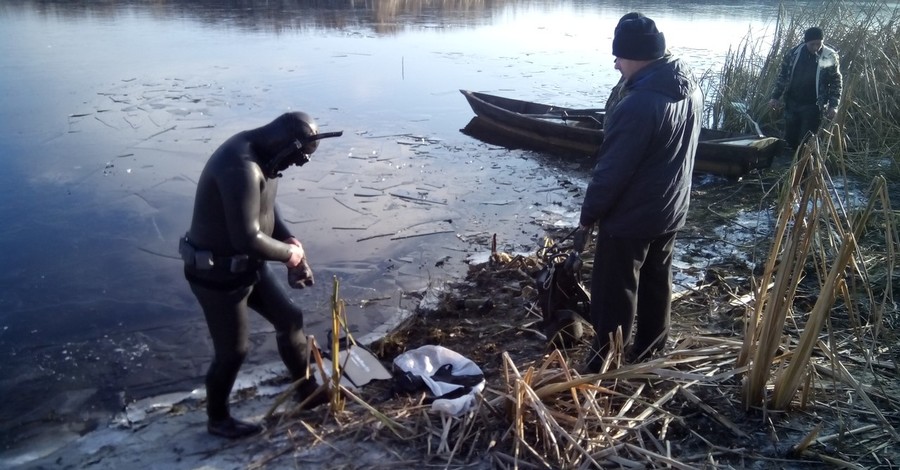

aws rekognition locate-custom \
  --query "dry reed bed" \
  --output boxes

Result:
[256,326,897,468]
[246,144,899,469]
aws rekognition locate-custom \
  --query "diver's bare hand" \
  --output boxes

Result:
[288,258,314,289]
[284,238,305,268]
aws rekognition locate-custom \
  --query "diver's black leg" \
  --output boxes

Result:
[249,265,325,407]
[189,282,253,421]
[248,264,309,380]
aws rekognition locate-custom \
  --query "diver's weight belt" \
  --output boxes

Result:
[179,235,251,273]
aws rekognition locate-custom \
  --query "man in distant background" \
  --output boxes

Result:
[768,26,842,152]
[577,13,703,371]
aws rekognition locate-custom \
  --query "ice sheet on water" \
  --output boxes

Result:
[418,282,450,313]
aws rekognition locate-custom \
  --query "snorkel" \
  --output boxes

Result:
[265,130,344,179]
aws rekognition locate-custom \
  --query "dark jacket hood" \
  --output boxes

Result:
[625,54,696,102]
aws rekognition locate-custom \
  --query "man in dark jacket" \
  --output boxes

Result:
[180,112,341,438]
[768,27,842,151]
[578,13,702,372]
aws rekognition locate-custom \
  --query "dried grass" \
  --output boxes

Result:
[252,52,900,466]
[247,149,899,467]
[321,322,895,468]
[739,140,897,420]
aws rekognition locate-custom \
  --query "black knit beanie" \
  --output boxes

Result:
[612,15,666,61]
[804,27,824,42]
[616,11,645,27]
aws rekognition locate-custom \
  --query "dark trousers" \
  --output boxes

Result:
[784,102,822,150]
[586,232,676,368]
[187,263,309,421]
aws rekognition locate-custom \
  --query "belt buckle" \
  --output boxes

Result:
[179,236,214,270]
[229,255,249,273]
[194,251,215,270]
[178,237,195,264]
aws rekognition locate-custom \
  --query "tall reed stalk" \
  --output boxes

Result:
[740,139,897,411]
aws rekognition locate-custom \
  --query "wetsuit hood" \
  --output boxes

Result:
[253,112,343,178]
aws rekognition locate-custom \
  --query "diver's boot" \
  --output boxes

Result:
[207,417,263,439]
[293,378,330,410]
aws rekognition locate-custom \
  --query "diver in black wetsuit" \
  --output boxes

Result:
[179,112,342,439]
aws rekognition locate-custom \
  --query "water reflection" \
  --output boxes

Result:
[3,0,790,34]
[4,0,504,33]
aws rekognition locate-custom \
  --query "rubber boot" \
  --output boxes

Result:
[207,417,263,439]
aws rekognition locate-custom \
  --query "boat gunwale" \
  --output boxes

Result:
[460,89,783,178]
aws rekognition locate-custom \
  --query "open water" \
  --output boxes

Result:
[0,0,815,463]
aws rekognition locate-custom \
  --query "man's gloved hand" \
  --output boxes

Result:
[563,225,589,275]
[572,225,589,253]
[288,258,315,289]
[562,251,582,276]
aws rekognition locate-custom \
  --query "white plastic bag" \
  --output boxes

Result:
[393,345,485,416]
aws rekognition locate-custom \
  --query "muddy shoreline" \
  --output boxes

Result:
[12,166,764,468]
[15,161,900,469]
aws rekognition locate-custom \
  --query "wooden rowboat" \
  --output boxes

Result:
[460,89,783,178]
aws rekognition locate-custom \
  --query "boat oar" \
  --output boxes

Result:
[730,102,764,137]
